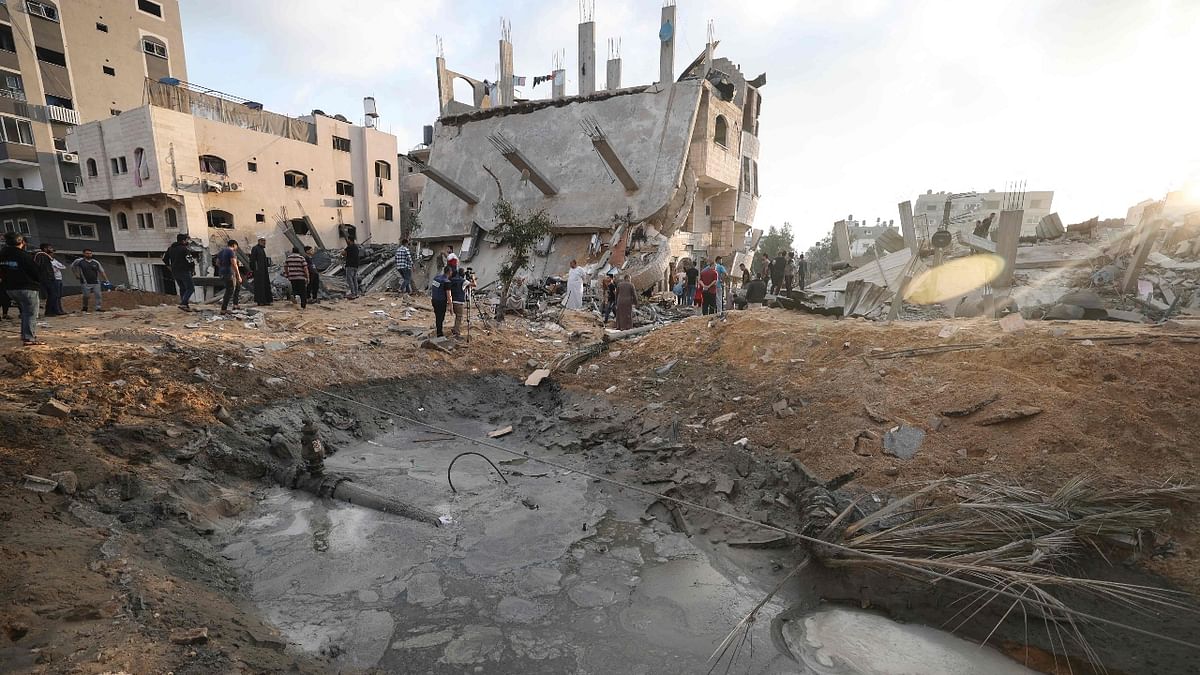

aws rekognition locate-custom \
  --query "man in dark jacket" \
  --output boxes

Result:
[303,246,321,303]
[0,232,44,345]
[344,238,362,299]
[797,253,808,290]
[249,236,272,306]
[33,243,64,316]
[163,234,196,310]
[770,251,788,294]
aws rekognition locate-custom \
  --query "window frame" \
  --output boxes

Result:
[136,212,155,230]
[165,207,178,228]
[110,156,128,175]
[283,170,308,189]
[0,115,34,145]
[65,221,98,240]
[85,158,98,177]
[61,178,78,195]
[374,160,391,180]
[335,180,354,197]
[141,38,168,60]
[35,46,66,68]
[198,154,227,175]
[0,24,15,54]
[714,114,729,148]
[332,136,351,152]
[377,203,394,221]
[102,65,115,76]
[136,0,164,19]
[207,209,234,229]
[26,1,59,22]
[116,212,129,230]
[246,161,257,173]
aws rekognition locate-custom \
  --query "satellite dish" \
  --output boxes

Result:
[931,229,952,249]
[659,20,673,42]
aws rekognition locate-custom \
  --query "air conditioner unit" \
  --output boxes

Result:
[57,151,79,164]
[224,181,243,192]
[336,198,350,207]
[203,179,223,193]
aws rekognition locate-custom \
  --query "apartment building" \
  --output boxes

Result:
[0,0,185,285]
[69,79,401,293]
[913,188,1055,237]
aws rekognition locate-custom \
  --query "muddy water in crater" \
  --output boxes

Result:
[220,414,803,673]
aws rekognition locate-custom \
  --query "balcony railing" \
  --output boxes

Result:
[0,141,38,164]
[46,105,80,125]
[0,188,48,207]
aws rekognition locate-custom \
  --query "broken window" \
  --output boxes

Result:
[138,0,163,17]
[336,180,354,197]
[283,170,308,189]
[375,160,391,181]
[26,1,59,22]
[207,210,234,229]
[332,136,351,152]
[290,218,310,235]
[199,155,227,174]
[741,157,752,193]
[714,115,729,147]
[377,203,393,221]
[110,156,128,175]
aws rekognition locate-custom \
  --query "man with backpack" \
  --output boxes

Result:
[0,232,43,345]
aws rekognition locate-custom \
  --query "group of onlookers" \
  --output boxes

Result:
[1,232,110,346]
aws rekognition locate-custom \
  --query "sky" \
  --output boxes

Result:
[180,0,1200,249]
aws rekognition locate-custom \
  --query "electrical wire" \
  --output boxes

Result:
[173,333,1200,652]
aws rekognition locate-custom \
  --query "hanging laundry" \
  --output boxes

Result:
[533,73,554,87]
[513,75,526,86]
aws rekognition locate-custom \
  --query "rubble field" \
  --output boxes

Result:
[1,297,1198,673]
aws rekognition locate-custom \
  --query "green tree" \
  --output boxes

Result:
[803,233,833,281]
[751,223,796,275]
[492,198,554,321]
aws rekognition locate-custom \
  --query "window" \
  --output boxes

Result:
[142,39,167,59]
[2,218,31,234]
[66,221,98,240]
[290,218,309,235]
[165,207,177,228]
[246,161,257,172]
[0,25,15,53]
[332,136,351,152]
[136,212,154,229]
[926,204,938,212]
[752,160,759,196]
[110,108,121,116]
[207,209,233,229]
[45,94,72,109]
[374,160,391,180]
[96,22,109,32]
[61,179,78,195]
[283,170,307,189]
[199,154,227,174]
[255,213,265,223]
[102,66,115,76]
[335,180,354,196]
[377,203,393,221]
[741,157,752,193]
[35,47,66,67]
[714,115,728,147]
[110,156,128,174]
[407,165,414,173]
[52,137,66,151]
[26,1,58,22]
[86,158,98,177]
[0,116,34,145]
[116,212,129,230]
[137,0,163,18]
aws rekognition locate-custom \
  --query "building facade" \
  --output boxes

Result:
[69,80,401,292]
[0,0,185,285]
[912,188,1055,237]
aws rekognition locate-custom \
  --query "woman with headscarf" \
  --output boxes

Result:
[615,274,636,330]
[564,259,585,310]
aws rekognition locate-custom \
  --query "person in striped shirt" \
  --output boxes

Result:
[394,238,414,295]
[283,247,311,308]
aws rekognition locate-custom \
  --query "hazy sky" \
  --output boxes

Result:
[181,0,1200,248]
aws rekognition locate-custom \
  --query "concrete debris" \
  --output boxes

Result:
[524,369,551,387]
[169,627,209,645]
[863,405,890,424]
[420,337,454,353]
[21,474,58,493]
[711,412,736,426]
[976,406,1043,426]
[38,399,72,418]
[998,313,1027,333]
[853,430,880,456]
[713,476,737,497]
[1044,304,1085,321]
[49,471,78,495]
[655,359,679,376]
[883,425,925,460]
[937,325,959,339]
[487,425,514,438]
[733,437,750,448]
[1105,310,1146,323]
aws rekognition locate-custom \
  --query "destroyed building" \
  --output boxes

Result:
[913,188,1055,239]
[411,3,764,291]
[68,81,401,293]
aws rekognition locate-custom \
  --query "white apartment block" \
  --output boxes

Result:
[69,80,401,291]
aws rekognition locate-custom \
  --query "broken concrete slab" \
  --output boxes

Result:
[21,474,58,493]
[49,470,78,495]
[1105,310,1146,323]
[976,406,1043,426]
[524,369,551,387]
[710,412,736,426]
[655,359,679,376]
[1044,304,1085,321]
[169,627,209,645]
[487,426,514,438]
[999,313,1027,333]
[713,476,737,497]
[38,399,71,418]
[883,425,925,460]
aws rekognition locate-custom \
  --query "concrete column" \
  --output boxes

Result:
[994,210,1023,289]
[435,56,453,116]
[898,200,918,254]
[659,5,676,86]
[606,58,621,91]
[578,21,596,96]
[1120,219,1166,294]
[499,39,514,107]
[552,69,566,100]
[832,220,851,263]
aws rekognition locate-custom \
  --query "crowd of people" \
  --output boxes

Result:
[663,250,806,316]
[0,232,112,346]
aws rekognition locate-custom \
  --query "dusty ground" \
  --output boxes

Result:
[0,294,1197,673]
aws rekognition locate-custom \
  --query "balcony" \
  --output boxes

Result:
[0,141,38,164]
[0,188,48,207]
[46,105,80,125]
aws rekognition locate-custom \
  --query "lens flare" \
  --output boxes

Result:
[903,254,1006,305]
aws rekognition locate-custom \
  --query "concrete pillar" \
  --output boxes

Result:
[659,5,676,86]
[435,56,453,116]
[994,210,1023,289]
[832,220,852,263]
[606,58,621,91]
[1120,219,1166,294]
[578,21,596,96]
[898,200,918,254]
[551,69,566,100]
[499,39,514,107]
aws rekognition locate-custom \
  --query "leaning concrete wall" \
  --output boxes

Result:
[418,81,704,242]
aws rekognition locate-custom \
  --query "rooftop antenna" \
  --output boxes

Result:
[579,0,594,22]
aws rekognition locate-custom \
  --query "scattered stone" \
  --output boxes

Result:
[1044,304,1085,321]
[441,625,504,664]
[420,337,454,353]
[713,476,737,497]
[567,583,617,608]
[1057,290,1105,310]
[957,447,990,458]
[941,393,1000,417]
[524,369,551,387]
[496,596,547,624]
[853,430,880,457]
[733,437,750,448]
[263,341,287,352]
[1105,310,1146,323]
[863,404,890,424]
[392,628,456,651]
[21,474,58,493]
[406,572,444,606]
[487,425,513,438]
[605,385,618,394]
[927,415,946,432]
[998,313,1027,333]
[882,466,901,477]
[883,425,925,460]
[263,377,286,387]
[526,359,539,369]
[655,359,678,376]
[711,412,736,425]
[49,471,78,495]
[38,399,71,418]
[169,627,209,645]
[936,325,959,339]
[977,407,1043,426]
